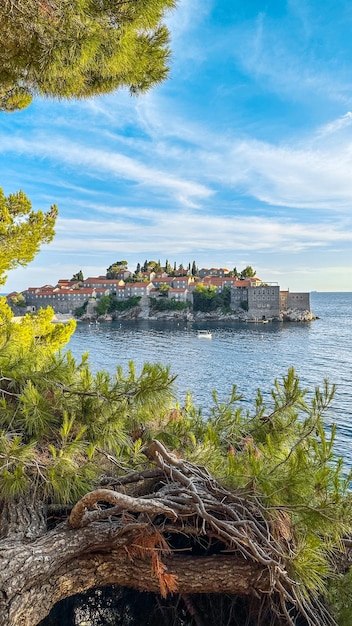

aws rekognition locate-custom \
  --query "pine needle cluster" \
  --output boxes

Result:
[0,0,176,111]
[0,298,176,505]
[153,368,352,616]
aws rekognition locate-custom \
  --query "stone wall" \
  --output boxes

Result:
[247,286,280,319]
[24,293,90,314]
[287,292,310,311]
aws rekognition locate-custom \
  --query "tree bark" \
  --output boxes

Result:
[0,520,270,626]
[0,497,46,540]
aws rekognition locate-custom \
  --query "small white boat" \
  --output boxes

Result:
[197,330,212,339]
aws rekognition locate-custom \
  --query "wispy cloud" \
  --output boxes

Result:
[4,104,352,214]
[51,212,352,257]
[0,134,212,207]
[223,3,352,106]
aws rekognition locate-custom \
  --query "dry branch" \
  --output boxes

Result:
[68,440,338,626]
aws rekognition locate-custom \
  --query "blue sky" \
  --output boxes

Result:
[1,0,352,292]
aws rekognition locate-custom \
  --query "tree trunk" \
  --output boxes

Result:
[0,521,270,626]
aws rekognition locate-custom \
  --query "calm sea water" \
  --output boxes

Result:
[66,292,352,467]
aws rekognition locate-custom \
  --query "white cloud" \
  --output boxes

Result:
[165,0,214,66]
[51,212,352,258]
[224,138,352,210]
[104,95,352,212]
[0,135,212,207]
[4,102,352,217]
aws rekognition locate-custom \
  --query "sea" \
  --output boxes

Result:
[66,292,352,469]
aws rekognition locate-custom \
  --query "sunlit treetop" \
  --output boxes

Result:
[0,0,176,112]
[0,188,57,284]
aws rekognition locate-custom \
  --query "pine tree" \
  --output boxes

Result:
[240,265,256,279]
[0,187,57,285]
[106,260,128,278]
[0,0,176,111]
[71,270,84,282]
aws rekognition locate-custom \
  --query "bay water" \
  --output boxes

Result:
[66,292,352,468]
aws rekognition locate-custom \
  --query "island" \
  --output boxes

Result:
[6,261,315,323]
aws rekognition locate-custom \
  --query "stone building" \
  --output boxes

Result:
[247,286,280,319]
[280,291,311,312]
[22,287,96,314]
[231,285,311,320]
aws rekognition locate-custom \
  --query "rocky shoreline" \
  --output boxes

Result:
[79,306,317,324]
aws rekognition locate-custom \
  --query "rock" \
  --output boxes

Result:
[282,309,316,322]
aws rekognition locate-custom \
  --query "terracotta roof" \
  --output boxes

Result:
[84,278,121,284]
[34,288,96,296]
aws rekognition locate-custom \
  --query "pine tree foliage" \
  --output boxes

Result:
[0,0,176,111]
[0,188,57,284]
[149,370,352,620]
[0,299,176,505]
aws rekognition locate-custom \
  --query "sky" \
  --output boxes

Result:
[1,0,352,293]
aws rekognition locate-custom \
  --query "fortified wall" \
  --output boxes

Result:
[280,291,311,311]
[231,287,311,320]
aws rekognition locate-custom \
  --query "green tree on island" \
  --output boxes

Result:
[193,282,231,312]
[0,0,176,112]
[1,189,352,626]
[240,265,256,279]
[71,270,84,282]
[106,260,128,278]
